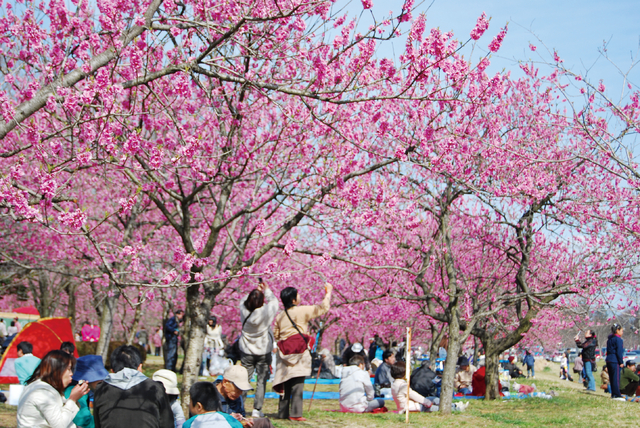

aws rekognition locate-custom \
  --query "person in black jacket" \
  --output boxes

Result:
[410,362,438,398]
[341,343,370,372]
[575,330,598,392]
[93,345,174,428]
[164,310,184,372]
[605,323,625,401]
[504,356,524,379]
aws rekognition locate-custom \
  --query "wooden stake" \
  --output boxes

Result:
[405,327,412,424]
[308,355,324,412]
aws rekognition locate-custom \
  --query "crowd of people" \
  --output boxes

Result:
[13,340,277,428]
[9,279,640,428]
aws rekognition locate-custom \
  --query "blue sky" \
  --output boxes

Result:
[335,0,640,98]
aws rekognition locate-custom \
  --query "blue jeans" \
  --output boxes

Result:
[165,337,179,372]
[459,387,472,395]
[527,365,535,377]
[584,361,596,391]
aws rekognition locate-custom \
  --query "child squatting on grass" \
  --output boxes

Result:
[390,362,469,413]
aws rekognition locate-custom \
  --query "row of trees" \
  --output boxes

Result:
[1,0,639,414]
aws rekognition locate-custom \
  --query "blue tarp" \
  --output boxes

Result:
[246,392,547,400]
[248,391,341,400]
[303,378,347,385]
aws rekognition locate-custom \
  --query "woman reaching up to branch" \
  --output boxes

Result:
[273,282,332,422]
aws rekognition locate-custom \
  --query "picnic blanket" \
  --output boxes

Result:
[460,393,553,400]
[246,391,553,400]
[248,391,391,400]
[303,378,343,385]
[248,391,342,400]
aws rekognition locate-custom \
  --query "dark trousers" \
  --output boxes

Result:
[241,351,272,411]
[607,362,622,398]
[165,337,179,372]
[278,376,305,419]
[621,381,639,396]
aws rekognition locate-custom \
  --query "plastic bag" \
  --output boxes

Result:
[208,354,231,376]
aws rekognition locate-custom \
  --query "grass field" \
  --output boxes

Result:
[1,357,638,427]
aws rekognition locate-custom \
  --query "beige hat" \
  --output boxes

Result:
[152,369,180,395]
[223,365,253,391]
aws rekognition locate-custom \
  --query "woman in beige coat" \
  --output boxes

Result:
[273,282,332,421]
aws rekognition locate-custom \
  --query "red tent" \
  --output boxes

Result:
[0,317,78,383]
[12,306,40,316]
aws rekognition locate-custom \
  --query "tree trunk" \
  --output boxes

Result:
[96,289,120,361]
[66,282,78,330]
[126,301,143,345]
[473,336,479,367]
[31,273,53,318]
[180,283,208,415]
[484,348,502,400]
[439,320,461,415]
[429,323,443,368]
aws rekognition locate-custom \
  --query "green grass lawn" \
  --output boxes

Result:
[2,357,638,427]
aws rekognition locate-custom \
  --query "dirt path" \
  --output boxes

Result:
[532,359,609,395]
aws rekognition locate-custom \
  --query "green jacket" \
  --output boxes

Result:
[619,367,639,390]
[64,386,94,428]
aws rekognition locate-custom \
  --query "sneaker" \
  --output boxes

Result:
[252,409,264,418]
[429,405,439,412]
[613,397,626,401]
[433,397,440,405]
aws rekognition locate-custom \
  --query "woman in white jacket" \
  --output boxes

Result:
[239,278,279,418]
[390,362,468,413]
[339,355,384,413]
[17,350,89,428]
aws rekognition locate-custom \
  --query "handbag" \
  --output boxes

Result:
[228,310,254,363]
[279,308,316,358]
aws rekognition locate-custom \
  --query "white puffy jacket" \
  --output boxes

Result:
[17,380,79,428]
[339,365,374,413]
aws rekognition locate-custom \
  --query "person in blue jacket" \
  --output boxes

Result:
[15,341,41,385]
[605,323,625,401]
[523,350,536,379]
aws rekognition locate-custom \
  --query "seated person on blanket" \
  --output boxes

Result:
[341,343,370,372]
[454,356,476,395]
[374,349,396,397]
[390,362,468,413]
[471,366,506,397]
[504,356,525,379]
[620,361,640,396]
[214,365,275,428]
[183,382,242,428]
[339,355,385,413]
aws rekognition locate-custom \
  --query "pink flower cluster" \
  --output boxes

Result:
[58,209,87,230]
[488,25,507,52]
[470,12,489,40]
